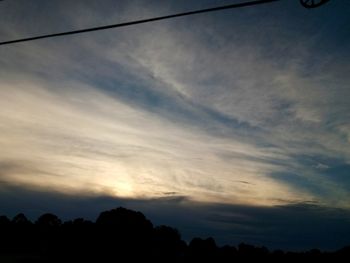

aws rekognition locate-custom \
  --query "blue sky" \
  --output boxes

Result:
[0,0,349,249]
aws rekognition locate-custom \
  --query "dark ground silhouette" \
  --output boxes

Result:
[0,207,349,262]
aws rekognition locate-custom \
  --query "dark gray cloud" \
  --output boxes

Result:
[1,184,350,251]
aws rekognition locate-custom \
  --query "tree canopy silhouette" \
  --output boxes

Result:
[0,206,349,262]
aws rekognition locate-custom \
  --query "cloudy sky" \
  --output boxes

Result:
[0,0,349,250]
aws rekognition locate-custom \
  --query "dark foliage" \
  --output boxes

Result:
[0,207,349,262]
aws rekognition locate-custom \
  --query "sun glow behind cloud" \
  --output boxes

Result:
[0,79,310,205]
[0,0,349,208]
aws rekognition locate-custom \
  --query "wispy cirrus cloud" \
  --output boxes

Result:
[0,0,349,208]
[0,78,305,205]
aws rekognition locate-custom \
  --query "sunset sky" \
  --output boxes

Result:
[0,0,349,250]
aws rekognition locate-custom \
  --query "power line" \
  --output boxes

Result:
[0,0,280,46]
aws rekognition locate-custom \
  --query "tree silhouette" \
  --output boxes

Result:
[0,215,10,225]
[153,225,186,261]
[96,207,153,231]
[36,213,62,227]
[0,207,350,262]
[12,213,32,225]
[189,237,217,260]
[95,207,154,260]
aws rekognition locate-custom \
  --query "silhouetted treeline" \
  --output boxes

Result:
[0,207,349,262]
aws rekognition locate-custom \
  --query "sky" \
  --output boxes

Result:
[0,0,349,250]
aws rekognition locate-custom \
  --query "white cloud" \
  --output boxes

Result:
[0,0,349,207]
[0,79,311,205]
[314,163,329,170]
